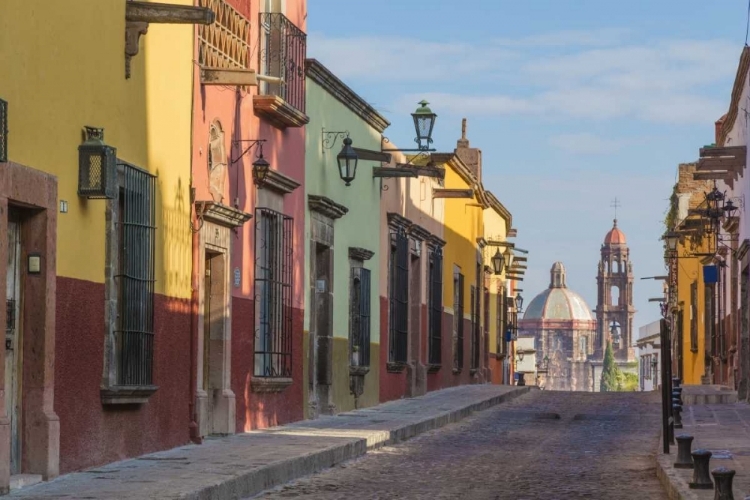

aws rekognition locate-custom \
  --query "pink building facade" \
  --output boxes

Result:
[189,0,308,439]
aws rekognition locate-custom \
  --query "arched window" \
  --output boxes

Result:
[611,286,620,306]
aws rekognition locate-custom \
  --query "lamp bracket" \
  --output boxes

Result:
[381,136,435,154]
[231,139,267,165]
[322,128,349,150]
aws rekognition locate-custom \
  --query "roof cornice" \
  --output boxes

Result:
[718,45,750,146]
[484,189,512,227]
[305,58,391,133]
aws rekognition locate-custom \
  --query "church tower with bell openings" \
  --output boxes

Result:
[595,218,636,362]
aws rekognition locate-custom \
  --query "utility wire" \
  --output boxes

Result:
[745,0,750,46]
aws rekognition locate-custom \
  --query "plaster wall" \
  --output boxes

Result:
[301,76,383,414]
[190,0,307,433]
[483,206,509,363]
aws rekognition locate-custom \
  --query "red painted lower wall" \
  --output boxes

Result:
[55,277,191,474]
[381,301,478,400]
[231,296,304,432]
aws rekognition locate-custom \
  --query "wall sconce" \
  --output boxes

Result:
[491,248,504,275]
[78,126,117,199]
[322,129,359,186]
[516,350,525,362]
[231,139,269,188]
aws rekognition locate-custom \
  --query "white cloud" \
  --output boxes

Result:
[548,133,627,155]
[492,28,632,48]
[310,30,738,125]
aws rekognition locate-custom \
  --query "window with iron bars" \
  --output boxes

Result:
[389,228,409,363]
[428,247,443,366]
[258,12,307,113]
[496,285,506,356]
[470,285,480,370]
[690,281,698,352]
[350,267,371,368]
[254,208,293,378]
[0,98,7,163]
[453,270,464,371]
[115,164,157,386]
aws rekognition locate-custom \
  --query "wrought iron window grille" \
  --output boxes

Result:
[254,207,293,378]
[258,12,307,113]
[350,267,371,368]
[388,228,409,364]
[5,299,15,337]
[454,272,465,371]
[0,98,7,163]
[115,163,157,386]
[428,247,443,366]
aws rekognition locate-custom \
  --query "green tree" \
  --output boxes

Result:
[600,341,620,392]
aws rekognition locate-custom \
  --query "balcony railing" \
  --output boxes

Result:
[258,12,306,114]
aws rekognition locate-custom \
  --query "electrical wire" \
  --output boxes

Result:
[745,0,750,46]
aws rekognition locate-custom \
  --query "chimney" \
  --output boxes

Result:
[454,118,482,180]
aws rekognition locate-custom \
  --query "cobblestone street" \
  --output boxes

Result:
[254,390,665,500]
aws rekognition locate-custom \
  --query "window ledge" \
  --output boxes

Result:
[427,363,442,374]
[349,366,370,376]
[253,95,309,129]
[469,369,478,376]
[251,377,293,393]
[101,385,159,405]
[452,368,462,375]
[386,362,407,373]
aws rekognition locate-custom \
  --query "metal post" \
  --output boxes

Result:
[660,318,670,453]
[689,450,713,489]
[666,317,675,445]
[711,467,735,500]
[674,434,694,468]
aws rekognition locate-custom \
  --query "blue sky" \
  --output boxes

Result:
[307,1,749,333]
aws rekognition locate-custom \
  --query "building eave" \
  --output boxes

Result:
[305,58,391,133]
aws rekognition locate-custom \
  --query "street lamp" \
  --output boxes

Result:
[491,248,505,275]
[251,150,270,187]
[663,231,680,252]
[517,350,525,362]
[337,137,358,186]
[504,248,515,270]
[412,100,437,151]
[515,293,524,312]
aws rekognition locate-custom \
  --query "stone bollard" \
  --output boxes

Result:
[673,403,683,429]
[689,449,714,489]
[711,467,735,500]
[674,435,694,469]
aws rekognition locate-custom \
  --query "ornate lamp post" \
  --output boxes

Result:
[491,248,505,275]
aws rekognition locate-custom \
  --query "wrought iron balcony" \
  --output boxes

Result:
[255,13,308,128]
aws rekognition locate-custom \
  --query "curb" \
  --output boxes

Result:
[196,386,531,500]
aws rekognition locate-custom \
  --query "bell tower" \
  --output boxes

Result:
[595,216,635,361]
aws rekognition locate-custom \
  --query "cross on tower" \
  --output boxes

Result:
[611,197,621,220]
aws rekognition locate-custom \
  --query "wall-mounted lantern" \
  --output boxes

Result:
[491,248,505,275]
[231,139,269,188]
[78,126,117,199]
[322,129,359,186]
[515,292,524,312]
[337,137,359,186]
[663,231,680,252]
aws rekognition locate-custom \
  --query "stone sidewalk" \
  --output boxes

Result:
[10,384,530,500]
[656,402,750,499]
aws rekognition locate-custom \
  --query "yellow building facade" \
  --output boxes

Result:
[0,0,205,484]
[483,192,515,384]
[440,153,489,383]
[667,163,713,385]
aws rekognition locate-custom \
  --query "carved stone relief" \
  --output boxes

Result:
[208,121,227,203]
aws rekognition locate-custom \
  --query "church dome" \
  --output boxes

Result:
[604,219,626,245]
[522,262,594,322]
